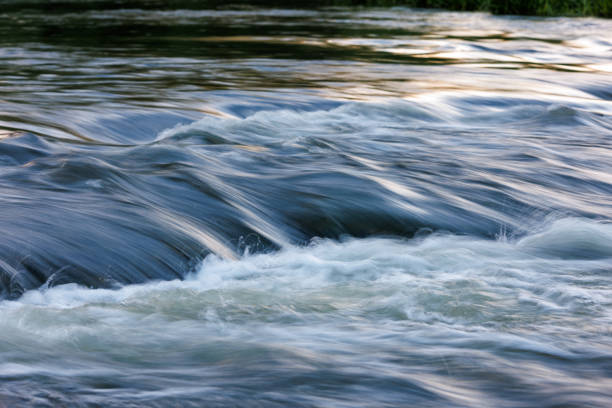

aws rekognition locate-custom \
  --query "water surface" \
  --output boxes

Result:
[0,5,611,407]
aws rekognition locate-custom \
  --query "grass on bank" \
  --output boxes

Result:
[336,0,611,17]
[7,0,612,17]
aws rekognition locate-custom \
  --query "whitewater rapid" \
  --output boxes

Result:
[1,94,611,298]
[1,4,611,407]
[0,218,611,406]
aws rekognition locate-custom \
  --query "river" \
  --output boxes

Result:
[0,4,611,407]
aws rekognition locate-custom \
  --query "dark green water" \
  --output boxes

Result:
[0,4,611,407]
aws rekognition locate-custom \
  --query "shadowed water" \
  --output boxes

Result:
[0,4,611,407]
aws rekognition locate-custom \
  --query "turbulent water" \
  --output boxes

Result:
[0,3,611,407]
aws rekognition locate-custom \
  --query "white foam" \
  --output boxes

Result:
[1,217,610,404]
[517,217,612,259]
[4,217,610,322]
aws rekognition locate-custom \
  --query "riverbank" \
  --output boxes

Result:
[5,0,611,17]
[348,0,611,17]
[346,0,611,17]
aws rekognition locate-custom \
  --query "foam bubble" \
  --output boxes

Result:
[1,217,611,406]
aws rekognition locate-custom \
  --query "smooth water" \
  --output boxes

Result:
[0,4,611,407]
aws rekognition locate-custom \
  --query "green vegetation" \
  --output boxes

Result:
[6,0,611,17]
[425,0,609,17]
[300,0,611,16]
[487,0,611,16]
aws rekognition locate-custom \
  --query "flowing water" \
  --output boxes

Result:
[0,3,611,407]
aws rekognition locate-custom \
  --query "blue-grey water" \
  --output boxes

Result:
[0,3,611,407]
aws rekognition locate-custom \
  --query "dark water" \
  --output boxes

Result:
[0,4,611,407]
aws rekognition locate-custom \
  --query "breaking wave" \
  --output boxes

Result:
[1,217,611,406]
[1,96,611,298]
